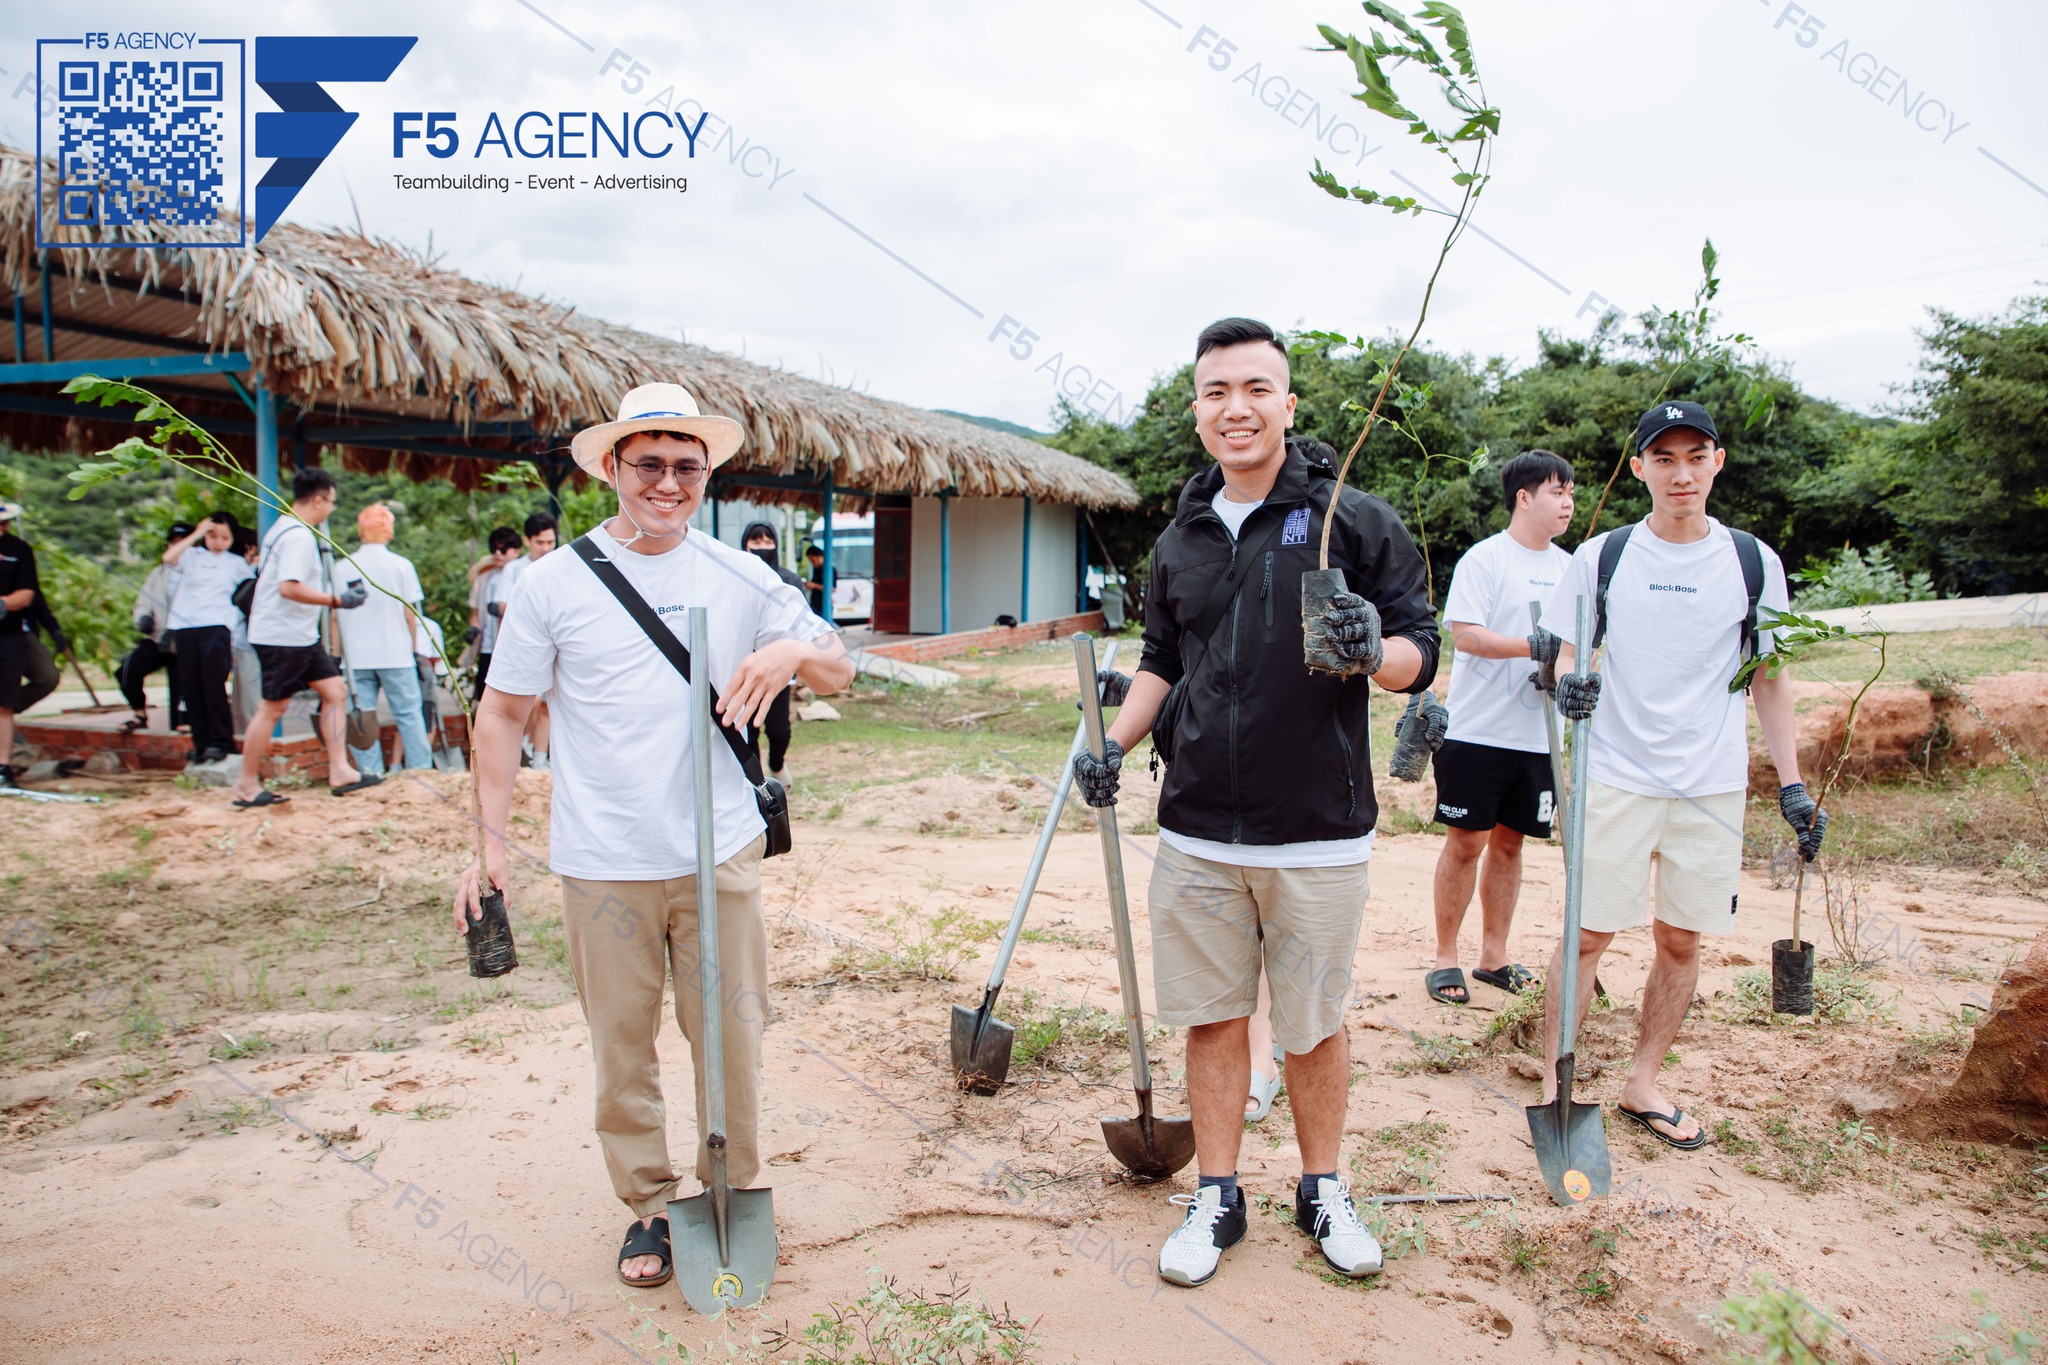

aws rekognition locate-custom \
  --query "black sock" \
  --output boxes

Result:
[1198,1173,1240,1207]
[1298,1171,1336,1206]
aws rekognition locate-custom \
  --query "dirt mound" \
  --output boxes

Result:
[1749,671,2047,788]
[1891,925,2048,1145]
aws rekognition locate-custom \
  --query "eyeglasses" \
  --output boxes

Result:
[618,456,709,487]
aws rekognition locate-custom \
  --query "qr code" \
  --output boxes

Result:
[56,59,227,228]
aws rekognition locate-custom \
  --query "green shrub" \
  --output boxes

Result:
[1792,544,1937,611]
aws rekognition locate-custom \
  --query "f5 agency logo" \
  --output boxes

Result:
[35,30,414,248]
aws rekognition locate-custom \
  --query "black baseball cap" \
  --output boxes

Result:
[1634,400,1719,451]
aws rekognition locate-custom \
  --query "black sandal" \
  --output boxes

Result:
[1473,963,1536,995]
[1426,967,1470,1006]
[617,1214,672,1288]
[1616,1104,1709,1150]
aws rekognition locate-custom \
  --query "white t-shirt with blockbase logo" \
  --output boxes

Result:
[1545,518,1789,800]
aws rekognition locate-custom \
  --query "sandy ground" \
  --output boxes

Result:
[1,742,2044,1362]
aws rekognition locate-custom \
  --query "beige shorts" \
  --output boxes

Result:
[1580,781,1745,937]
[1147,840,1370,1055]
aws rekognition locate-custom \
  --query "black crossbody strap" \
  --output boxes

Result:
[570,535,769,786]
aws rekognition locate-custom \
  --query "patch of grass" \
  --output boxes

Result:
[1939,1289,2045,1362]
[204,1097,279,1133]
[1390,1030,1476,1075]
[209,1031,273,1061]
[1017,922,1102,952]
[760,1269,1042,1363]
[1482,978,1545,1053]
[1003,987,1130,1075]
[1351,1120,1447,1194]
[435,981,515,1020]
[1714,965,1895,1028]
[1713,1117,1758,1156]
[1968,1225,2048,1275]
[1573,1266,1620,1302]
[827,902,1000,984]
[1501,1220,1549,1273]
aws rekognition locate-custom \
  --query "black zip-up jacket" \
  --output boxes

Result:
[1137,447,1439,846]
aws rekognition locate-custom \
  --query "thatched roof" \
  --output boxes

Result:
[0,145,1136,508]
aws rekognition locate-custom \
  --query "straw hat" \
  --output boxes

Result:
[570,382,744,484]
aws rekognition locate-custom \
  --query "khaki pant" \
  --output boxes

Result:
[561,835,769,1218]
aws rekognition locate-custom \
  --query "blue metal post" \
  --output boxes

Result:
[820,469,835,613]
[710,492,720,541]
[1019,497,1031,624]
[939,493,952,635]
[254,379,280,538]
[38,263,55,361]
[11,293,22,362]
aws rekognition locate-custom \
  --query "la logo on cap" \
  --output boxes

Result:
[1665,406,1684,420]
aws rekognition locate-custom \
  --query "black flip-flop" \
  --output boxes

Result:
[617,1214,672,1288]
[232,791,290,809]
[1616,1103,1709,1150]
[1426,967,1470,1006]
[1473,963,1536,995]
[329,775,384,796]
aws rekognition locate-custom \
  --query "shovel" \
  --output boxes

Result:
[1530,602,1569,857]
[1074,633,1197,1182]
[669,608,777,1315]
[423,662,467,772]
[951,641,1119,1094]
[1525,594,1612,1207]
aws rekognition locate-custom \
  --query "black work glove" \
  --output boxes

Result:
[49,627,70,653]
[463,625,481,644]
[1527,626,1562,691]
[486,599,506,619]
[336,580,369,610]
[1073,739,1123,808]
[1096,669,1133,709]
[1323,591,1383,675]
[1555,670,1601,721]
[138,613,156,638]
[1388,690,1450,782]
[1778,783,1828,862]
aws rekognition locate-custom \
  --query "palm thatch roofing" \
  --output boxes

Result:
[0,144,1136,508]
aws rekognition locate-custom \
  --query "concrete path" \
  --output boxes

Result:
[1806,593,2047,634]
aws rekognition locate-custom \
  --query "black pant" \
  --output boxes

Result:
[751,685,792,774]
[473,651,493,704]
[18,634,59,714]
[169,626,236,754]
[118,636,183,723]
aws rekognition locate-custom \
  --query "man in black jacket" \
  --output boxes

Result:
[1079,318,1439,1289]
[0,500,43,786]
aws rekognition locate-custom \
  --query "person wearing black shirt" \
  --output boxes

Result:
[742,521,807,777]
[0,500,41,787]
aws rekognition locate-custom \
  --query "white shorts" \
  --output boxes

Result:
[1579,781,1745,937]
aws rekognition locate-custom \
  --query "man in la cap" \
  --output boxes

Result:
[453,381,853,1288]
[1540,399,1824,1150]
[0,500,38,786]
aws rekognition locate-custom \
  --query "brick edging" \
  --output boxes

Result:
[856,611,1110,664]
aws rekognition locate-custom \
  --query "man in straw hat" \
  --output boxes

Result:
[452,381,851,1289]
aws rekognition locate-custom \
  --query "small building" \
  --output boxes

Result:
[0,143,1136,647]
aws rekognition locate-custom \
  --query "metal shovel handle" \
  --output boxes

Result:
[688,608,731,1265]
[1530,602,1569,861]
[1556,595,1593,1060]
[1072,634,1152,1094]
[982,640,1118,995]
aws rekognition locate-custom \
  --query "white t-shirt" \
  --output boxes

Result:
[247,520,328,648]
[1161,487,1375,870]
[486,524,833,881]
[1443,532,1571,753]
[339,542,424,671]
[165,547,253,631]
[1546,517,1788,800]
[477,567,506,653]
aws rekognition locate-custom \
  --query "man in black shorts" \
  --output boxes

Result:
[1425,451,1575,1005]
[0,500,40,787]
[229,469,377,806]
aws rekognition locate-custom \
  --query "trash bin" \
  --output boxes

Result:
[1100,580,1126,631]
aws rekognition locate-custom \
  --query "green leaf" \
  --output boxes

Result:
[1419,1,1478,76]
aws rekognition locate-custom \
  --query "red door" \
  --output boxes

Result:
[871,498,911,633]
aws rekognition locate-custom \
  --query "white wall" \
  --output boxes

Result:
[908,496,1080,634]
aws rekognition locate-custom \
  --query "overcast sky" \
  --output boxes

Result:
[5,1,2044,432]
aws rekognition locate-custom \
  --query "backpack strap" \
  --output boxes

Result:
[1590,522,1635,653]
[569,534,770,788]
[1729,526,1766,680]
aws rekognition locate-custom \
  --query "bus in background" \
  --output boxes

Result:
[803,512,874,625]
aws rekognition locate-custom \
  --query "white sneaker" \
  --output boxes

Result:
[1294,1176,1383,1276]
[1158,1185,1246,1287]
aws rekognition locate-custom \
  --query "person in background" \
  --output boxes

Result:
[230,468,376,807]
[339,503,433,778]
[14,570,71,721]
[162,513,254,764]
[0,499,40,786]
[742,520,805,779]
[494,512,558,770]
[118,523,190,734]
[804,542,827,616]
[229,525,263,736]
[472,526,522,703]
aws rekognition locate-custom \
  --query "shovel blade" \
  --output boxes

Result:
[668,1187,777,1316]
[950,1001,1016,1097]
[1100,1091,1197,1181]
[1524,1056,1612,1207]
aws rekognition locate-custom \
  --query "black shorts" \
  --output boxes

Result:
[1432,738,1555,838]
[254,642,342,702]
[0,629,24,711]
